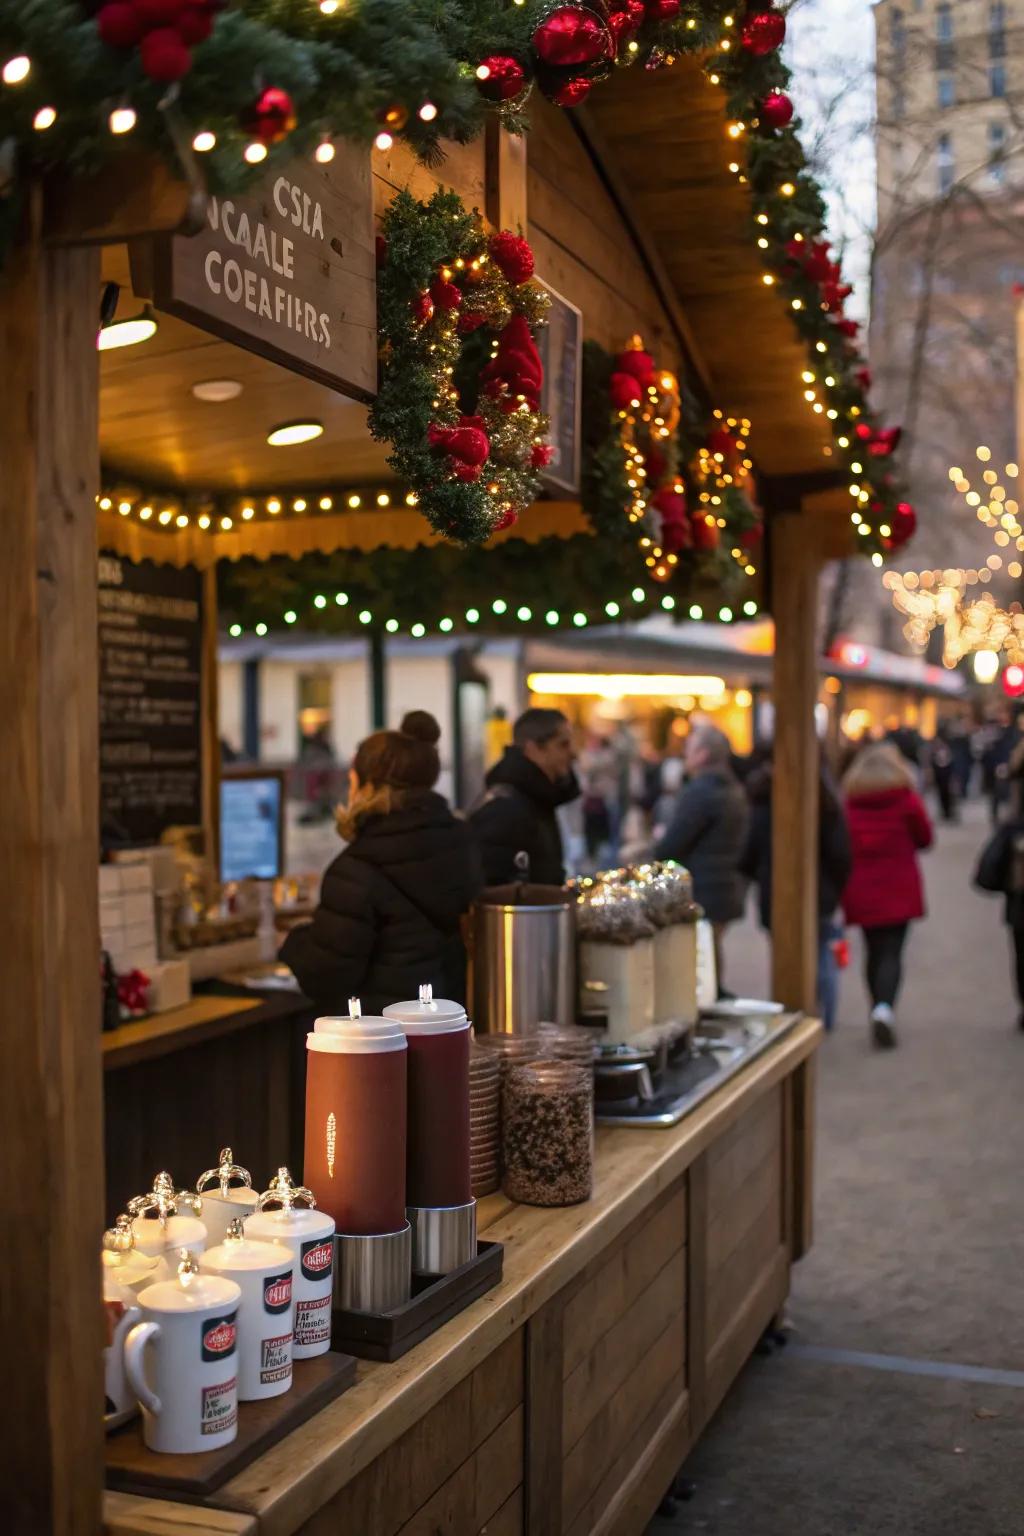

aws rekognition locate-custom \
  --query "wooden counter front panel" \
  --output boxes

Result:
[526,1184,690,1536]
[694,1085,789,1424]
[295,1332,523,1536]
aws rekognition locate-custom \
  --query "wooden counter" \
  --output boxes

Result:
[104,1016,819,1536]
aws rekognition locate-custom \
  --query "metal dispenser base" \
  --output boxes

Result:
[408,1200,477,1276]
[333,1222,412,1313]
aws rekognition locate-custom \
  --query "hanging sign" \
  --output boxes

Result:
[142,143,376,400]
[98,553,203,847]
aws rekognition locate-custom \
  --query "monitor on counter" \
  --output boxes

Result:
[219,769,285,882]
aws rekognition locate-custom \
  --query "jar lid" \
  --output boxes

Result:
[196,1147,253,1197]
[138,1250,241,1312]
[383,983,469,1033]
[309,999,407,1055]
[201,1218,293,1273]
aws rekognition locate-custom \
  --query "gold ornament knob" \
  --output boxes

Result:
[197,1146,252,1197]
[257,1166,316,1212]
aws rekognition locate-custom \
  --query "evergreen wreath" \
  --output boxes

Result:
[368,188,551,544]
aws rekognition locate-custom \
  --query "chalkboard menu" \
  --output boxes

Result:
[98,553,203,847]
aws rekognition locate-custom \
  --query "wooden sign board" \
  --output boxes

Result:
[537,280,582,497]
[146,143,376,400]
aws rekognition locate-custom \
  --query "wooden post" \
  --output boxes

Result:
[769,510,821,1013]
[0,192,104,1533]
[369,631,387,729]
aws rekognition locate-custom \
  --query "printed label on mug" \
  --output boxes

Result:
[260,1332,293,1385]
[201,1313,238,1362]
[295,1295,331,1347]
[263,1270,293,1315]
[300,1238,333,1282]
[202,1377,237,1436]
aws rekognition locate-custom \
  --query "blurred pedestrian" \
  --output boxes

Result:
[655,724,749,994]
[741,753,851,1031]
[470,708,579,885]
[981,706,1019,824]
[974,742,1024,1030]
[577,733,618,862]
[929,723,958,823]
[842,743,933,1049]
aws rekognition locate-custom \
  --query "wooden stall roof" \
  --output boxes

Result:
[97,56,836,565]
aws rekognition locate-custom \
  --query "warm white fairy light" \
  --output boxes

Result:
[244,141,268,164]
[2,55,31,85]
[33,105,56,131]
[109,106,137,135]
[193,130,216,152]
[315,137,335,163]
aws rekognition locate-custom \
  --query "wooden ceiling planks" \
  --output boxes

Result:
[586,58,835,477]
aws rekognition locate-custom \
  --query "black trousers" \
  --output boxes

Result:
[863,923,909,1008]
[1012,925,1024,1007]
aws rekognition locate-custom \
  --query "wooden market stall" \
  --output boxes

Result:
[0,29,879,1534]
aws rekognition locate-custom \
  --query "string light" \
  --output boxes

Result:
[109,106,137,135]
[2,55,31,85]
[315,137,336,164]
[33,106,56,131]
[244,141,268,164]
[193,130,216,152]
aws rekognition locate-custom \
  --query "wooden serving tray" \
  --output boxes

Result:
[104,1350,357,1500]
[331,1240,504,1363]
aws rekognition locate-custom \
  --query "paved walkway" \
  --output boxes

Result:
[650,801,1024,1536]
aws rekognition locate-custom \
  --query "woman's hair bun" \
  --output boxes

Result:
[400,710,441,746]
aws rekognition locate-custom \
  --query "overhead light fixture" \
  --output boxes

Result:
[267,419,324,447]
[97,304,157,351]
[527,673,727,700]
[192,378,243,403]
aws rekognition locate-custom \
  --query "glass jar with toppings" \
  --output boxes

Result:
[501,1060,594,1208]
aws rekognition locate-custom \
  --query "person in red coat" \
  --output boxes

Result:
[842,743,934,1049]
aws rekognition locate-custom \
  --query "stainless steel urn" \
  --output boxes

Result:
[471,885,576,1033]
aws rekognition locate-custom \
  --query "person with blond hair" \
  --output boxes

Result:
[282,711,482,1013]
[842,742,933,1048]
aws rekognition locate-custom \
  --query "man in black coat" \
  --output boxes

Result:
[470,708,580,886]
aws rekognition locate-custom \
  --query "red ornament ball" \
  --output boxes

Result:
[607,0,645,51]
[458,310,489,334]
[430,277,462,312]
[890,502,916,546]
[531,443,555,469]
[691,514,720,552]
[645,0,680,19]
[551,76,593,108]
[532,5,611,67]
[453,463,484,483]
[494,508,519,531]
[489,231,535,286]
[476,54,527,102]
[244,86,297,146]
[760,90,793,129]
[741,9,786,56]
[97,2,144,48]
[411,291,435,325]
[132,0,186,28]
[139,27,191,81]
[615,347,655,383]
[609,372,643,411]
[176,5,213,44]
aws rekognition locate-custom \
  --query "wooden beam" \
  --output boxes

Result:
[769,509,821,1012]
[572,108,714,401]
[485,121,529,233]
[0,190,104,1533]
[44,155,205,247]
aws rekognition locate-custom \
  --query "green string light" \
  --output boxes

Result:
[359,609,372,624]
[689,604,703,620]
[439,617,454,632]
[517,605,532,621]
[631,587,645,602]
[492,598,508,615]
[605,601,620,617]
[314,594,327,609]
[546,610,560,625]
[661,595,675,611]
[719,606,733,622]
[743,600,758,616]
[229,623,242,637]
[466,608,480,624]
[411,622,426,638]
[385,618,399,633]
[255,622,268,637]
[284,610,297,624]
[335,592,349,607]
[573,612,587,627]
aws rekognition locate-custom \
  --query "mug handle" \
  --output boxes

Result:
[124,1321,162,1415]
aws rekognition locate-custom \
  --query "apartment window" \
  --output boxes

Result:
[937,71,956,109]
[989,120,1007,184]
[937,132,955,194]
[936,4,953,42]
[992,62,1008,97]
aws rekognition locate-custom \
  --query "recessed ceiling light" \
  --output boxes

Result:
[267,419,324,447]
[192,378,243,403]
[97,304,157,352]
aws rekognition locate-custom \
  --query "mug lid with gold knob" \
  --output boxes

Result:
[196,1147,253,1198]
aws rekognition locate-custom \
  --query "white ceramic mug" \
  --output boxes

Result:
[195,1148,259,1247]
[123,1256,241,1454]
[200,1223,295,1400]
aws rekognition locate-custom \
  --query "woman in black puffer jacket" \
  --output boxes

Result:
[281,712,482,1014]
